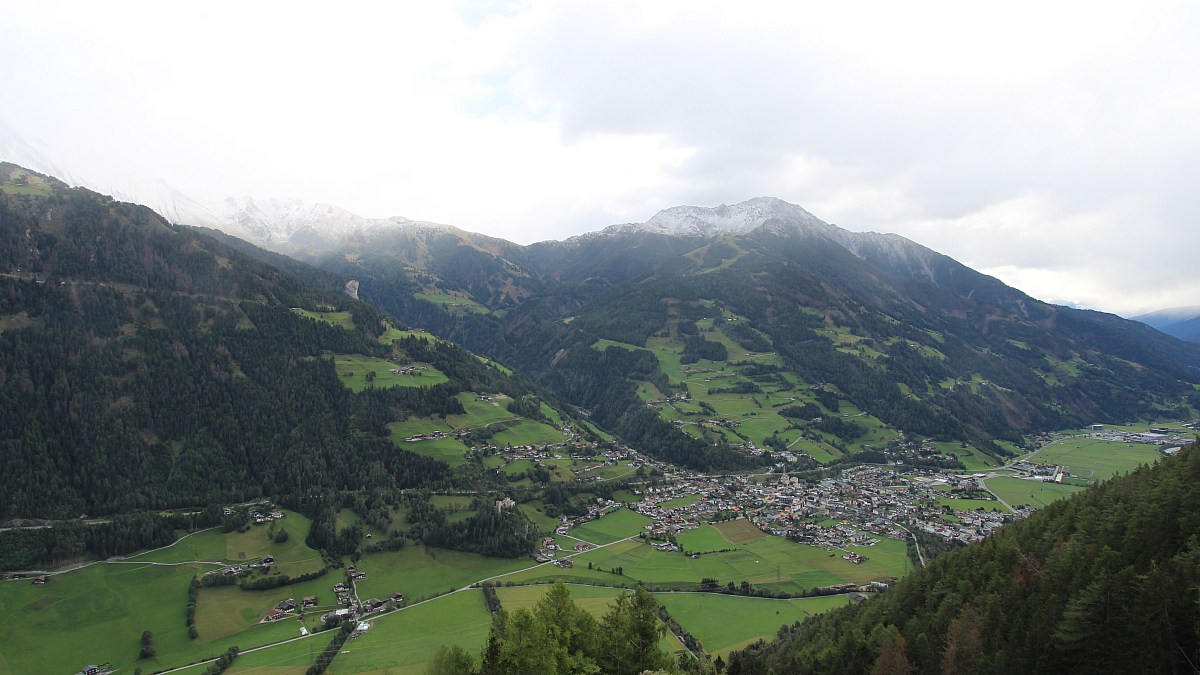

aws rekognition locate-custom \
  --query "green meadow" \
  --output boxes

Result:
[323,590,493,674]
[986,476,1087,508]
[0,559,320,674]
[333,355,448,392]
[1030,438,1163,481]
[497,523,908,594]
[569,508,653,545]
[352,546,532,602]
[495,583,629,616]
[490,420,564,447]
[293,309,354,329]
[655,592,854,656]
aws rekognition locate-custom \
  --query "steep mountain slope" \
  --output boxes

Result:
[725,440,1200,674]
[0,164,546,519]
[287,198,1200,464]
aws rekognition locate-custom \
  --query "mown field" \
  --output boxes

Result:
[496,518,908,594]
[352,546,531,602]
[324,590,493,674]
[985,476,1087,508]
[568,508,653,545]
[1029,438,1163,481]
[656,592,854,656]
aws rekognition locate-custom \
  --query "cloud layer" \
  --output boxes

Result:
[1,1,1197,314]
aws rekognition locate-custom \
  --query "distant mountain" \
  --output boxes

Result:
[274,196,1200,465]
[6,148,1196,468]
[1133,306,1200,343]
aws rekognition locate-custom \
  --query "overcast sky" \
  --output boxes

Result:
[2,1,1197,316]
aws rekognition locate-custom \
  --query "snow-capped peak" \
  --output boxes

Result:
[608,197,836,238]
[0,120,82,187]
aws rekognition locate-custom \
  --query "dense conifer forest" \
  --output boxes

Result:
[0,168,537,525]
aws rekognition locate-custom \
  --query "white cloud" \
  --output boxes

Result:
[1,0,1198,314]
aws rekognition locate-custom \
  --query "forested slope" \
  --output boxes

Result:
[0,165,529,519]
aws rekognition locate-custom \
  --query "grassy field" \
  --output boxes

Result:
[659,494,701,510]
[352,546,532,602]
[196,578,327,643]
[490,420,564,447]
[333,355,448,392]
[323,590,493,674]
[1030,438,1163,481]
[379,327,437,344]
[388,429,471,466]
[986,476,1087,508]
[656,592,854,656]
[221,513,324,578]
[293,309,354,329]
[714,518,767,544]
[935,442,999,471]
[676,525,731,552]
[125,527,229,564]
[497,524,907,595]
[0,557,324,674]
[494,583,628,616]
[569,509,653,545]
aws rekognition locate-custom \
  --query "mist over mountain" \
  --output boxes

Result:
[222,192,1198,461]
[4,152,1198,464]
[1134,306,1200,343]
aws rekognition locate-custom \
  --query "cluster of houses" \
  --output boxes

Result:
[403,430,447,443]
[219,555,276,577]
[221,501,286,526]
[264,596,320,622]
[267,563,406,625]
[616,461,1030,553]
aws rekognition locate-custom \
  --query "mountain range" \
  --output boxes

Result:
[4,156,1200,477]
[182,192,1200,466]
